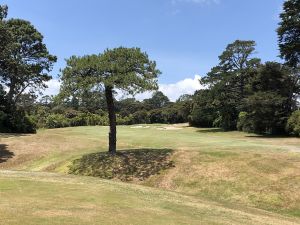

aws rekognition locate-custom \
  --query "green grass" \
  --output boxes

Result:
[1,124,300,223]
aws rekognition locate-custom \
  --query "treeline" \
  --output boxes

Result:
[20,91,192,129]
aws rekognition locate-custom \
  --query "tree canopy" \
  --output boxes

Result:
[278,0,300,68]
[0,5,56,133]
[0,6,56,105]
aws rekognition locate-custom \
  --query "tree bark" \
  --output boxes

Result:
[105,86,117,154]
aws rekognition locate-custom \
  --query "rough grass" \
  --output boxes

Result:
[0,170,299,225]
[144,149,300,217]
[1,124,300,220]
[68,149,174,181]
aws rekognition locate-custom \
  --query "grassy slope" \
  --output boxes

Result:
[1,170,299,225]
[1,124,300,222]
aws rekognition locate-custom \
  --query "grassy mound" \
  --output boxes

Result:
[68,149,175,181]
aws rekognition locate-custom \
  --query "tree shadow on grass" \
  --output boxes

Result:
[196,128,225,133]
[69,149,175,181]
[0,133,29,139]
[245,134,291,139]
[0,144,14,163]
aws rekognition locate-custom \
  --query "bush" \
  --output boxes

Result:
[44,113,111,129]
[242,92,287,134]
[0,110,36,133]
[45,114,70,128]
[189,106,215,127]
[131,110,150,124]
[149,109,166,124]
[0,111,8,132]
[286,110,300,136]
[237,112,251,132]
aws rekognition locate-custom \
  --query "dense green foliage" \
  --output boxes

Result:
[191,40,255,130]
[286,110,300,136]
[240,62,297,134]
[189,90,216,127]
[278,0,300,68]
[0,5,56,133]
[190,39,299,134]
[29,91,191,129]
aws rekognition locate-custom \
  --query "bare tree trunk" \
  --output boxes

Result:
[105,86,117,154]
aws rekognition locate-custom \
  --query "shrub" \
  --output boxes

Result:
[0,110,36,133]
[0,111,8,132]
[117,114,133,125]
[149,109,166,124]
[237,112,254,132]
[286,110,300,136]
[131,110,150,124]
[45,114,70,128]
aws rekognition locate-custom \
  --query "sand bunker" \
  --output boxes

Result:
[157,126,183,131]
[130,126,150,129]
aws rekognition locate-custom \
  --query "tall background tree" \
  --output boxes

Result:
[198,40,260,130]
[239,62,296,134]
[0,5,56,133]
[278,0,300,68]
[60,47,160,154]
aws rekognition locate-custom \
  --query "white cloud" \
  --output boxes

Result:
[43,75,204,102]
[42,79,61,96]
[134,75,203,102]
[159,75,203,101]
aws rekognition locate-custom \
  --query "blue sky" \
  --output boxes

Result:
[3,0,284,101]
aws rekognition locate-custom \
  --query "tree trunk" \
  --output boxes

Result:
[105,86,117,154]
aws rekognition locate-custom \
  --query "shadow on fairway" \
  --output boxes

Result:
[0,144,14,163]
[196,128,224,133]
[0,133,29,139]
[245,134,291,139]
[69,148,175,181]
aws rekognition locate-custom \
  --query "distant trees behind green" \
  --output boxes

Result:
[29,90,192,130]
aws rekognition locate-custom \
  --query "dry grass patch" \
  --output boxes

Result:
[145,149,300,217]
